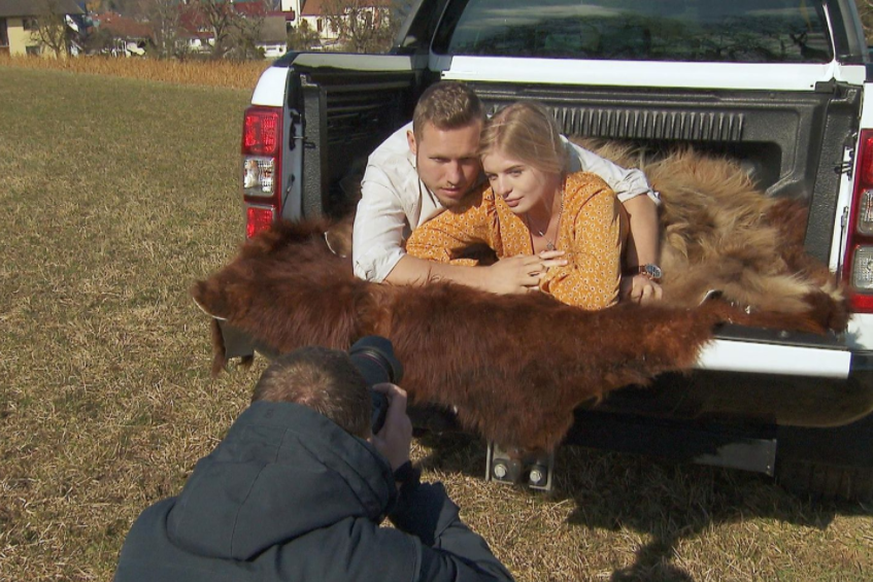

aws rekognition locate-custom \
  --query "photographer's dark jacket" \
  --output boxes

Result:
[114,401,514,582]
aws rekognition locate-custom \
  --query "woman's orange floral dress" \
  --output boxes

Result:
[406,171,623,310]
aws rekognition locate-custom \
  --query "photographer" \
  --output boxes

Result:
[114,342,514,582]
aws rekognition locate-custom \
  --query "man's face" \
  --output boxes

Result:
[407,120,483,208]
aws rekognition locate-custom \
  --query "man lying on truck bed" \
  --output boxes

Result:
[351,81,664,304]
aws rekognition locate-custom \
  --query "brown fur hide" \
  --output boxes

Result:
[195,221,721,452]
[192,146,848,453]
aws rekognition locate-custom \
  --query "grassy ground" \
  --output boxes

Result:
[1,66,871,581]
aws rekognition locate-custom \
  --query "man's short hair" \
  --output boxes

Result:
[252,346,371,438]
[412,81,485,140]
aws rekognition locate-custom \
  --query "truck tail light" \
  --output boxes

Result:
[242,106,282,238]
[245,205,276,239]
[843,130,873,312]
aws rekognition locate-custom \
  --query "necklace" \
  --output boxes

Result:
[532,224,557,251]
[526,188,564,252]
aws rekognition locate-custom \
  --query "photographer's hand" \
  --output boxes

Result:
[369,383,413,471]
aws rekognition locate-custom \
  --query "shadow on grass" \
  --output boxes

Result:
[413,428,871,582]
[414,428,488,475]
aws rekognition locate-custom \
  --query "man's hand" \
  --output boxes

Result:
[369,383,413,471]
[484,251,567,295]
[621,274,663,304]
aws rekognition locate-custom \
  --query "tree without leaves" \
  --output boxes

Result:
[227,0,272,60]
[859,0,873,45]
[80,20,115,53]
[30,0,76,58]
[89,0,152,16]
[193,0,237,58]
[135,0,182,59]
[287,19,321,51]
[323,0,407,53]
[188,0,270,60]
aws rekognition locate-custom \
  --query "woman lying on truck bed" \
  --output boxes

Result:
[406,101,632,310]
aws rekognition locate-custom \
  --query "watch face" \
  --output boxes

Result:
[645,264,663,279]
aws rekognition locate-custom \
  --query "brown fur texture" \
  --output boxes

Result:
[193,145,848,452]
[194,220,732,452]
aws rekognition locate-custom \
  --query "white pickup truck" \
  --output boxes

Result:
[227,0,873,500]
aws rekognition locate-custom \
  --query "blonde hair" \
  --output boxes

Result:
[413,81,484,140]
[479,101,568,176]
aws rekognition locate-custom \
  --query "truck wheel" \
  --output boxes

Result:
[775,459,873,502]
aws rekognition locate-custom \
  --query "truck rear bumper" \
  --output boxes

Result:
[696,338,851,379]
[596,350,873,429]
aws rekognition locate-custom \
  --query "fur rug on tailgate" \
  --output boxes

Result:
[192,146,848,453]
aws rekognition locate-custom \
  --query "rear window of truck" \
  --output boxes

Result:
[433,0,833,63]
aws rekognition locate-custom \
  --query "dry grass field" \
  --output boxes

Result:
[1,64,872,581]
[0,54,269,90]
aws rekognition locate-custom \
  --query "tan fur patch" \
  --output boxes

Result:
[572,140,847,327]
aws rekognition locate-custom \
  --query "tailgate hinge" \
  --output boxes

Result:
[836,131,858,177]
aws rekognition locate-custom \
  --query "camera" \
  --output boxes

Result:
[348,336,404,434]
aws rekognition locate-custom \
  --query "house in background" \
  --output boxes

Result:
[176,1,289,58]
[280,0,395,51]
[90,12,152,56]
[0,0,83,56]
[280,0,301,24]
[297,0,339,47]
[280,0,339,47]
[279,0,340,48]
[235,0,293,58]
[177,3,215,54]
[258,14,291,58]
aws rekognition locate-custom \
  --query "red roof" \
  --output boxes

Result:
[178,5,212,39]
[299,0,328,17]
[93,12,153,40]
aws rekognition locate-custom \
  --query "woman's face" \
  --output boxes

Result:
[482,149,559,215]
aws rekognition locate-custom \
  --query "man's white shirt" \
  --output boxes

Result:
[352,121,658,283]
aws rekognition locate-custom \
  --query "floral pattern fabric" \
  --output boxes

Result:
[406,171,623,310]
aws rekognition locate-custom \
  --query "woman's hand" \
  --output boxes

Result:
[621,274,663,304]
[485,250,567,294]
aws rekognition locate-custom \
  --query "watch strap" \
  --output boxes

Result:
[622,264,662,281]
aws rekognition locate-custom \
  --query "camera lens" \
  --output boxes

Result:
[348,336,403,386]
[348,336,403,435]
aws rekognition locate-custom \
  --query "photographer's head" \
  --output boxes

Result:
[252,346,371,439]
